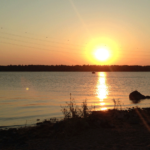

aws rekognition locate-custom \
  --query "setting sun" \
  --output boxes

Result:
[84,37,119,65]
[94,47,110,61]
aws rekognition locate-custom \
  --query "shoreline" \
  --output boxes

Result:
[1,107,150,149]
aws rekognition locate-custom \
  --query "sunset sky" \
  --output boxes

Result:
[1,0,150,66]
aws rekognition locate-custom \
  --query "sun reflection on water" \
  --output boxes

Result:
[96,72,108,110]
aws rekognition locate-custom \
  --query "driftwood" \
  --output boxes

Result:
[129,90,150,103]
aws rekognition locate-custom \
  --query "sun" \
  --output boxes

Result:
[94,47,110,61]
[84,37,120,64]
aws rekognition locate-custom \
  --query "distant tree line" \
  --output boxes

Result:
[1,65,150,71]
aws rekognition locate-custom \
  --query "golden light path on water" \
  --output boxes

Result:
[96,72,108,110]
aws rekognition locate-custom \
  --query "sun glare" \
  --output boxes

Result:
[84,37,120,65]
[94,47,110,61]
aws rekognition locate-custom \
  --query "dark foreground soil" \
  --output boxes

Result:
[1,108,150,150]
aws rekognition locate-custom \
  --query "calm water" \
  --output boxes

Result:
[1,72,150,128]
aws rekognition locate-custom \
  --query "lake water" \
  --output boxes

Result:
[1,72,150,128]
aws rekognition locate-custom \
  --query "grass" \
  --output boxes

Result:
[59,98,130,135]
[112,99,124,110]
[61,98,124,120]
[61,99,91,119]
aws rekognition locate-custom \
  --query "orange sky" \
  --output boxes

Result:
[0,0,150,66]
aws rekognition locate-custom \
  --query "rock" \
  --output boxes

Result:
[129,91,146,100]
[129,90,150,103]
[145,96,150,99]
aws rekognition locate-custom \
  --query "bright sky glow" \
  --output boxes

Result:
[0,0,150,65]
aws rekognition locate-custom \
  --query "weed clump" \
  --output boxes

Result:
[112,99,123,110]
[61,99,91,119]
[60,99,94,135]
